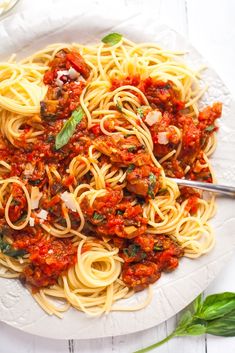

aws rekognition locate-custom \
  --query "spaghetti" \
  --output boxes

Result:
[0,34,222,316]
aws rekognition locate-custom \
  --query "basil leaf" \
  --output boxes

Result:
[0,237,27,259]
[126,164,135,173]
[101,33,122,46]
[194,294,203,313]
[55,106,84,150]
[177,310,193,328]
[196,292,235,320]
[206,309,235,337]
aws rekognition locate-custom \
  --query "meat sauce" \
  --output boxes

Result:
[0,51,222,293]
[14,231,77,289]
[111,74,222,183]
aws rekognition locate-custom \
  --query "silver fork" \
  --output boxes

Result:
[169,178,235,197]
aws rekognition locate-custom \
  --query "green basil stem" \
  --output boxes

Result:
[133,332,176,353]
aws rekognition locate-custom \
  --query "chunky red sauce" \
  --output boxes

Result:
[0,49,222,292]
[14,230,77,289]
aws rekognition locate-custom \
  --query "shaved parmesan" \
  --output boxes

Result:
[60,191,77,212]
[55,68,84,87]
[37,209,48,220]
[29,217,35,227]
[55,70,68,87]
[158,132,169,145]
[68,67,79,79]
[31,187,42,209]
[57,70,69,78]
[55,77,64,88]
[145,111,162,126]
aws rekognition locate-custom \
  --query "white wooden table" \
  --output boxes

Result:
[0,0,235,352]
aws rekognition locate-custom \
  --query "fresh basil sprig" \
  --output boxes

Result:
[134,292,235,353]
[101,33,123,46]
[55,106,85,150]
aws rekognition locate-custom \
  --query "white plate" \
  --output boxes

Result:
[0,2,235,339]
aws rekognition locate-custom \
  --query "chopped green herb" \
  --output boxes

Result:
[58,218,67,227]
[130,244,141,257]
[137,106,144,118]
[123,244,141,258]
[148,173,157,199]
[11,198,20,206]
[205,124,215,132]
[141,252,147,259]
[93,212,104,221]
[154,244,163,251]
[116,210,124,216]
[127,146,137,152]
[55,106,85,150]
[28,179,41,186]
[101,33,123,46]
[16,212,27,225]
[126,164,135,174]
[0,236,27,259]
